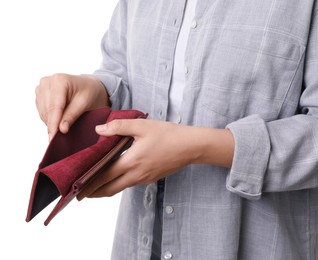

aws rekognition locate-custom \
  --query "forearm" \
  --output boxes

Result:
[182,125,235,169]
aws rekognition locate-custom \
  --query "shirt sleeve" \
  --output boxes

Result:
[91,0,131,110]
[225,8,318,200]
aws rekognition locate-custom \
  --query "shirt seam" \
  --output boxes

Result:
[230,170,264,180]
[278,49,306,117]
[201,24,306,45]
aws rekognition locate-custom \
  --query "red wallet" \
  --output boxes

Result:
[26,107,147,225]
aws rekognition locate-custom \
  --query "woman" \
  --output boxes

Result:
[35,0,318,259]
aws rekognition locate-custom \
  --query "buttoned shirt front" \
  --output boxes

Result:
[167,0,197,123]
[93,1,318,259]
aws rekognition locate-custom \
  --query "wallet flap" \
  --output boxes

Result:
[43,188,78,226]
[26,171,60,221]
[39,107,112,169]
[43,137,132,226]
[41,137,120,197]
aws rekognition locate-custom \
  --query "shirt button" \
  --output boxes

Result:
[164,251,173,259]
[143,191,153,208]
[146,193,152,203]
[158,110,163,118]
[176,115,182,124]
[184,65,189,74]
[165,205,174,214]
[191,20,197,29]
[142,235,149,246]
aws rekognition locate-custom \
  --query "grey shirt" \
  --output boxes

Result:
[93,0,318,259]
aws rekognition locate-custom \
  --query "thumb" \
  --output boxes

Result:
[95,119,144,137]
[58,101,87,134]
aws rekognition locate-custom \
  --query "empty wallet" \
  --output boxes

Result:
[26,107,147,225]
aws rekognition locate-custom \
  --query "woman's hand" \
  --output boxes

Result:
[35,73,109,140]
[77,119,235,199]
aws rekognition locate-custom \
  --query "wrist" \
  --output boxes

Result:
[186,126,235,168]
[80,74,111,107]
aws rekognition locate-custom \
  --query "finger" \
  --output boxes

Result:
[35,81,51,124]
[87,170,138,198]
[58,96,87,134]
[95,119,146,137]
[46,86,68,138]
[35,87,49,124]
[76,152,130,200]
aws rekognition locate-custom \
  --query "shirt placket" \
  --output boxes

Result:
[150,1,188,259]
[151,0,187,123]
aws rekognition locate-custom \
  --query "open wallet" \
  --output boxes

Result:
[26,107,147,226]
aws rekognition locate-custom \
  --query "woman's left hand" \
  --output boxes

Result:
[77,119,196,199]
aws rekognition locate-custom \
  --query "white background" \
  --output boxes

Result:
[0,1,120,259]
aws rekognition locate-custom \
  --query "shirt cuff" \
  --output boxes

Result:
[91,71,127,110]
[225,115,271,200]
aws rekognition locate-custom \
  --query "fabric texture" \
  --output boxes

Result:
[92,0,318,259]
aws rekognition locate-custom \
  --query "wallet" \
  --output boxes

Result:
[26,107,147,226]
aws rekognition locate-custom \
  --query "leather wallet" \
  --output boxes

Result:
[26,107,147,225]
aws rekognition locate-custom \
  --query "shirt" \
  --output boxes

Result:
[93,0,318,259]
[167,0,197,123]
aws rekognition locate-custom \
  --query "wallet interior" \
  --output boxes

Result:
[30,173,60,219]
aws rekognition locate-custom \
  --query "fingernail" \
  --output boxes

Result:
[61,121,69,133]
[63,121,69,129]
[77,195,84,201]
[48,133,52,142]
[96,124,106,132]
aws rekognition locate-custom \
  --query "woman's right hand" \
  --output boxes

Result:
[35,73,109,141]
